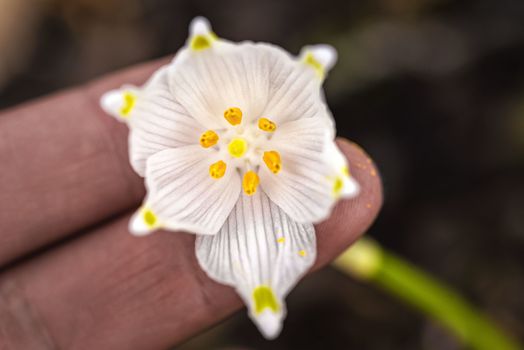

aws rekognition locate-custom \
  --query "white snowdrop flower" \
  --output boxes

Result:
[100,16,359,339]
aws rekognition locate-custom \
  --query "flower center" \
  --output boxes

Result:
[228,138,248,158]
[198,107,283,196]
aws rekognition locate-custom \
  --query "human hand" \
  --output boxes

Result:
[0,57,382,350]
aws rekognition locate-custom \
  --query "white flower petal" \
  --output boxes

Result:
[260,117,337,223]
[142,145,241,235]
[196,191,316,339]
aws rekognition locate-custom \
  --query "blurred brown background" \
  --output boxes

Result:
[1,0,523,349]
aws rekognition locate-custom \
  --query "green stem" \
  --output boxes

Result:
[333,238,522,350]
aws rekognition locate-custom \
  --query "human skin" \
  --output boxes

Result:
[0,57,383,350]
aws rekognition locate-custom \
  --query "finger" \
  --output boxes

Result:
[0,58,169,266]
[0,139,382,350]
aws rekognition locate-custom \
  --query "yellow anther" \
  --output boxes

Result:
[342,166,350,177]
[304,52,324,78]
[143,208,157,228]
[242,171,259,196]
[228,138,248,158]
[190,33,217,51]
[298,250,307,257]
[120,91,137,117]
[277,237,285,243]
[199,130,219,148]
[224,107,243,125]
[253,286,280,314]
[263,151,282,174]
[258,117,277,132]
[209,160,227,179]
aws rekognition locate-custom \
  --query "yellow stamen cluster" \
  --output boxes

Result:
[263,151,281,174]
[243,170,260,195]
[209,160,227,179]
[200,130,219,148]
[253,286,280,314]
[224,107,243,125]
[258,117,277,132]
[120,91,137,117]
[198,107,283,194]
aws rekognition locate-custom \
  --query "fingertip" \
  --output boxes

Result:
[336,137,383,218]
